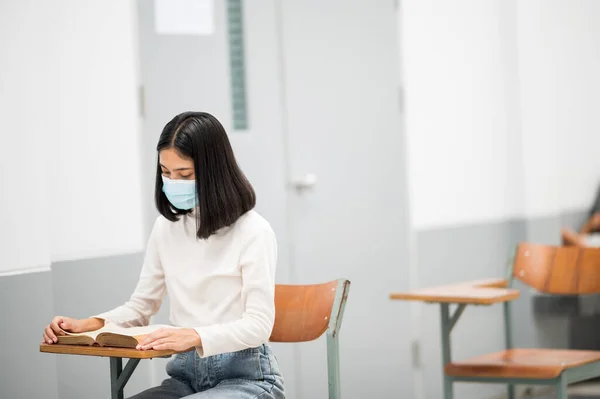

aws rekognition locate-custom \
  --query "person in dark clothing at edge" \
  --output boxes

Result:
[562,185,600,247]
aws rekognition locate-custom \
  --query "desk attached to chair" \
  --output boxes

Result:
[390,278,519,305]
[390,243,600,399]
[390,279,522,395]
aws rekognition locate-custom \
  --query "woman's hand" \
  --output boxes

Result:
[42,316,104,344]
[137,328,201,352]
[582,212,600,234]
[591,213,600,230]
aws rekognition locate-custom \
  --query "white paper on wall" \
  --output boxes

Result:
[154,0,214,35]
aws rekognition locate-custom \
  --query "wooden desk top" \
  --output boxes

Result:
[389,278,520,305]
[40,344,174,359]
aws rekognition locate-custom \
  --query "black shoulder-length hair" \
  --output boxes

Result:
[155,111,256,239]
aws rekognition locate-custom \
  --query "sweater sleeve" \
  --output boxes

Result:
[93,218,166,327]
[194,226,277,357]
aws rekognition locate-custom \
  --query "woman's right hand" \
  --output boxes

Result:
[42,316,104,344]
[591,213,600,230]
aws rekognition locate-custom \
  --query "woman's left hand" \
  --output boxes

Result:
[137,328,201,352]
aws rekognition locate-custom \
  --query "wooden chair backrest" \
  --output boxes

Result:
[270,280,345,343]
[513,242,600,294]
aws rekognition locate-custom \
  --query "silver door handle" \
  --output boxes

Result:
[292,173,318,191]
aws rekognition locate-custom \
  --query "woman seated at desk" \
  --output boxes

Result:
[42,112,285,399]
[562,187,600,247]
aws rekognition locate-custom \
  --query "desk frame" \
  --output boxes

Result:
[110,357,141,399]
[40,344,173,399]
[390,278,521,399]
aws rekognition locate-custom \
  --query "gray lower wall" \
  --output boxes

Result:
[0,252,150,399]
[0,271,58,399]
[0,209,593,399]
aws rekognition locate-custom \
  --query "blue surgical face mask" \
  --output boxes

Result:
[161,176,198,210]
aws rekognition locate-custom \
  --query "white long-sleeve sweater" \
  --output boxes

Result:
[94,210,277,358]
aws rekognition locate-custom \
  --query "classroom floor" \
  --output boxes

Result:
[536,379,600,398]
[568,380,600,398]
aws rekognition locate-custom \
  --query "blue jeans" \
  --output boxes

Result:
[128,344,285,398]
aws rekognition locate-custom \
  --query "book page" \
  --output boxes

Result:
[101,324,179,337]
[59,323,178,340]
[60,325,108,340]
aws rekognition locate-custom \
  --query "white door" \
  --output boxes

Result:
[137,0,413,397]
[278,1,414,398]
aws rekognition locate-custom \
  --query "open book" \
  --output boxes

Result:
[57,324,178,349]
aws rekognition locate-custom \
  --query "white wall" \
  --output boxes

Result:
[404,0,600,230]
[49,0,144,261]
[518,0,600,218]
[0,0,144,273]
[0,0,56,273]
[403,0,521,230]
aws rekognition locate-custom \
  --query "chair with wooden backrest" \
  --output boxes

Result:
[270,279,351,399]
[444,243,600,399]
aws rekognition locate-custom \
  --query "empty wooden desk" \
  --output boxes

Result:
[389,278,520,398]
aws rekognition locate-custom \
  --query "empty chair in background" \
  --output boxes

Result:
[391,243,600,399]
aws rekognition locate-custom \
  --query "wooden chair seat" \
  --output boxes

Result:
[445,349,600,379]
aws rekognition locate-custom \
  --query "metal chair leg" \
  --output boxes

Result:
[443,375,453,399]
[440,304,453,399]
[556,375,567,399]
[507,384,515,399]
[327,333,341,399]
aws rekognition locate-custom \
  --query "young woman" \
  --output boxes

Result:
[42,112,285,398]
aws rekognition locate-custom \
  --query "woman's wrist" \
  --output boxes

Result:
[84,317,105,331]
[188,328,202,347]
